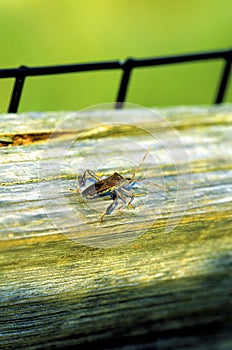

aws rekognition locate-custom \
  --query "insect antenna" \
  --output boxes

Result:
[129,147,168,193]
[132,179,168,192]
[131,147,150,180]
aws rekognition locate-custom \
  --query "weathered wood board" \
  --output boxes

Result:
[0,105,232,349]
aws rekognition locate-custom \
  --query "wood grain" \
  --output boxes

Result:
[0,105,232,349]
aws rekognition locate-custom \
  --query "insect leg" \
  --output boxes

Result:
[72,169,101,193]
[115,189,128,213]
[120,187,135,208]
[99,191,118,222]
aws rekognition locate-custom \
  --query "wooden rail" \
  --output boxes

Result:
[0,105,232,349]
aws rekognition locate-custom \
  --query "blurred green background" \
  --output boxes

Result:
[0,0,231,113]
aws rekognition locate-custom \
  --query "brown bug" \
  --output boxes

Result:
[72,148,167,222]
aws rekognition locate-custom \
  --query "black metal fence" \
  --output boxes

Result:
[0,48,231,113]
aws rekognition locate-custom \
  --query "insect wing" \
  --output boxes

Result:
[81,181,111,198]
[81,183,99,198]
[98,173,124,192]
[81,172,124,199]
[95,181,112,194]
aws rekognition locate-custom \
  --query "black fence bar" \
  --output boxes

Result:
[115,59,134,109]
[8,76,25,113]
[131,49,232,68]
[7,66,27,113]
[0,61,121,79]
[0,48,231,113]
[215,58,232,104]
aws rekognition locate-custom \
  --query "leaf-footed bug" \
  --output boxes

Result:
[71,148,168,222]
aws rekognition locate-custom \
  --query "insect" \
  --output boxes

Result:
[71,148,167,222]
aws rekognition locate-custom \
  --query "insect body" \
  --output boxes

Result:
[81,171,125,199]
[72,149,167,221]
